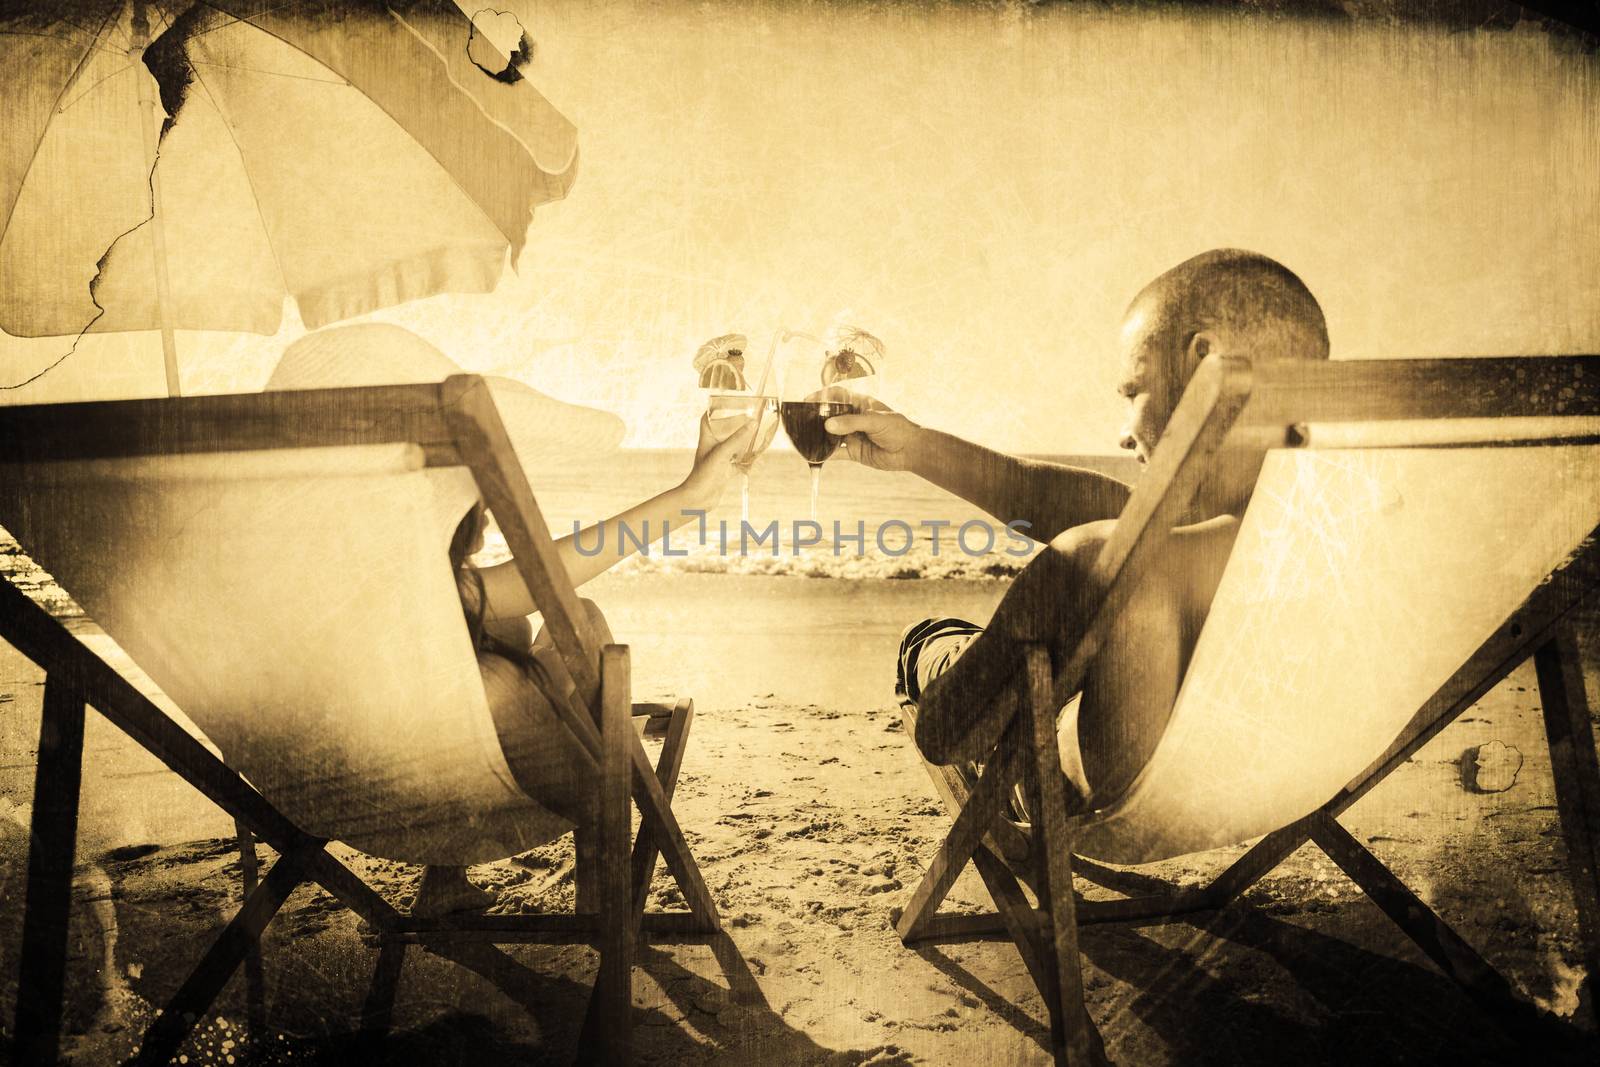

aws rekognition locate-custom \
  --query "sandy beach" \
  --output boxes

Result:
[2,0,1596,1061]
[1,564,1597,1065]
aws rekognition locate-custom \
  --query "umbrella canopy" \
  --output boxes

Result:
[0,0,578,340]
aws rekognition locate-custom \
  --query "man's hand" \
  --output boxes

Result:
[828,394,1130,539]
[823,397,923,472]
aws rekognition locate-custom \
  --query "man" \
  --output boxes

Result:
[825,248,1330,809]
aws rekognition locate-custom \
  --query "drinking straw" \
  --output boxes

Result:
[739,328,823,464]
[738,329,783,465]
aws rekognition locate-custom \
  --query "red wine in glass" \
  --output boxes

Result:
[781,400,857,520]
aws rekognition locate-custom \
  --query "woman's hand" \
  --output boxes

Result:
[679,413,757,510]
[823,396,924,472]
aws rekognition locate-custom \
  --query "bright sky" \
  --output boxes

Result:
[4,2,1596,454]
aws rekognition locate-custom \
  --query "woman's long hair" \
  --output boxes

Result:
[451,502,541,672]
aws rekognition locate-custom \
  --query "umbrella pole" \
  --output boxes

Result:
[131,2,182,398]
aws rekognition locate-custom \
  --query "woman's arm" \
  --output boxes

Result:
[476,416,755,620]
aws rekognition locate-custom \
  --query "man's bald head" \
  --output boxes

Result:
[1130,248,1329,365]
[1117,249,1328,468]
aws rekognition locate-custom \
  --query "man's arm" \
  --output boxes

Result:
[825,405,1131,541]
[911,429,1131,542]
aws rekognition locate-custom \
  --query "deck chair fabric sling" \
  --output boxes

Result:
[893,355,1600,1066]
[0,376,721,1064]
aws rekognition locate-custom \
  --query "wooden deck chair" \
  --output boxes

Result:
[0,377,722,1065]
[892,355,1600,1065]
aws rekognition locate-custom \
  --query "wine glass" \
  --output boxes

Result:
[695,333,775,523]
[778,331,863,523]
[706,391,778,523]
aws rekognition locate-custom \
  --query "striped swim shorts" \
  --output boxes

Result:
[894,616,986,707]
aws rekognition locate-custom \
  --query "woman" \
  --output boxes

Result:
[414,411,755,914]
[264,323,755,915]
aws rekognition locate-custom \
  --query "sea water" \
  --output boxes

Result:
[498,450,1136,580]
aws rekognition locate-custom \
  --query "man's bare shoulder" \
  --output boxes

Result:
[1044,514,1238,621]
[1044,514,1237,562]
[1045,518,1120,561]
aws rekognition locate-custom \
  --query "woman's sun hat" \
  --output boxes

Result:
[265,323,626,534]
[267,323,626,455]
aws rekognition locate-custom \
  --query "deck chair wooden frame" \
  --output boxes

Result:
[0,376,722,1065]
[891,355,1600,1065]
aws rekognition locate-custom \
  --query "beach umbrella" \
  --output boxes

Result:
[1,0,578,394]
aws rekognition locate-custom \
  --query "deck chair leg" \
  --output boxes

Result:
[575,824,601,915]
[1534,628,1600,1023]
[578,646,636,1063]
[360,939,407,1039]
[971,846,1052,986]
[234,819,267,1034]
[626,731,722,932]
[14,678,86,1066]
[896,720,1027,942]
[1202,817,1314,909]
[1305,812,1516,1010]
[902,703,1033,867]
[630,698,693,929]
[134,848,309,1066]
[1024,647,1106,1067]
